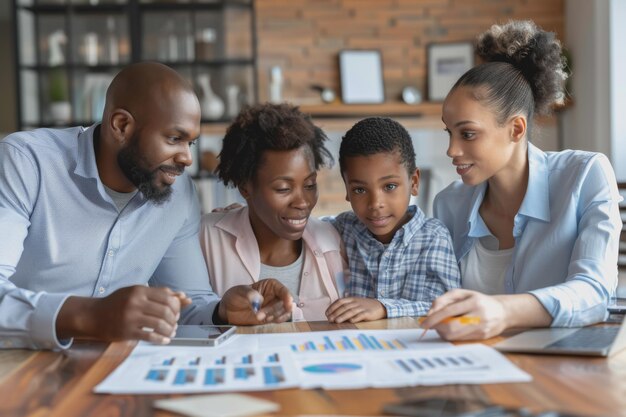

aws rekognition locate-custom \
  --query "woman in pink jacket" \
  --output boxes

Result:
[200,103,348,321]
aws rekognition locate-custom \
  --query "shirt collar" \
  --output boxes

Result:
[467,182,490,238]
[518,142,551,222]
[399,205,426,246]
[465,142,551,237]
[73,123,150,207]
[74,124,100,180]
[354,205,425,247]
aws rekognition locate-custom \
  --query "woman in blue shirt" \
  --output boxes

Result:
[420,20,622,340]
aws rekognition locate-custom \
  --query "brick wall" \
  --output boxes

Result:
[255,0,564,103]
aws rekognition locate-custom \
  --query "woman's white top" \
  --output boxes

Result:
[460,236,514,295]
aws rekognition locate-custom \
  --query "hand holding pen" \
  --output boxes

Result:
[417,316,480,340]
[249,278,293,323]
[218,279,293,325]
[419,289,507,341]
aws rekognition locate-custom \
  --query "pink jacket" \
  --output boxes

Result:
[200,207,348,321]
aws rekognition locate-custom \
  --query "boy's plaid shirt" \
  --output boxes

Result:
[326,205,460,317]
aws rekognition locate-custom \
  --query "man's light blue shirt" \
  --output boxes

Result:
[0,126,219,349]
[434,143,623,327]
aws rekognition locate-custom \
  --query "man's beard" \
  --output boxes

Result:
[117,139,184,205]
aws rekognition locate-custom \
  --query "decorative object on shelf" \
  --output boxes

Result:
[47,30,71,125]
[339,49,385,104]
[427,42,474,101]
[82,32,100,66]
[81,74,113,122]
[158,20,179,62]
[310,84,336,104]
[401,86,422,105]
[49,69,71,125]
[197,74,224,121]
[47,30,66,66]
[269,66,283,103]
[195,28,217,61]
[105,17,119,65]
[225,84,241,119]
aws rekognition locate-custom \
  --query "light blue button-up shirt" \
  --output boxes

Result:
[434,143,622,327]
[0,125,219,349]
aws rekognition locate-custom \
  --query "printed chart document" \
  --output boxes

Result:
[95,329,531,394]
[234,328,452,353]
[95,343,299,394]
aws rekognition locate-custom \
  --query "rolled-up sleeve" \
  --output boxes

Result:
[530,155,622,327]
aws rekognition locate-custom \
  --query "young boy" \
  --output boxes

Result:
[325,117,460,323]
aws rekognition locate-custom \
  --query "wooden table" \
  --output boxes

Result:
[1,318,625,417]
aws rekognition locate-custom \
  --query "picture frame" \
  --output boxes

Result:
[427,42,474,101]
[339,50,385,104]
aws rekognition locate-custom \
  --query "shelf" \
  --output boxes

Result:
[12,0,257,130]
[165,58,255,67]
[298,102,443,118]
[20,4,127,13]
[138,0,251,11]
[20,64,128,71]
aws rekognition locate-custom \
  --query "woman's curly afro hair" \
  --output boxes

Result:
[216,103,333,188]
[451,20,568,128]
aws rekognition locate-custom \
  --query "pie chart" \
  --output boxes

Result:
[302,363,363,374]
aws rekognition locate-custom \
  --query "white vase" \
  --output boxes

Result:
[225,84,240,119]
[49,101,71,125]
[197,74,224,121]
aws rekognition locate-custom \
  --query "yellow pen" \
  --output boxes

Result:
[418,316,481,326]
[417,316,481,340]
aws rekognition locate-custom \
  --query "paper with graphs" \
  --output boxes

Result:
[95,329,530,393]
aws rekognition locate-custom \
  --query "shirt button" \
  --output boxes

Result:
[108,250,115,257]
[303,271,309,276]
[314,250,320,256]
[98,287,105,294]
[384,252,390,257]
[298,302,305,307]
[380,291,385,296]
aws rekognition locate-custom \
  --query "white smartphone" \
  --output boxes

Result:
[170,325,237,346]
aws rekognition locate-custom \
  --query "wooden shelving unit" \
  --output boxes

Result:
[299,102,443,118]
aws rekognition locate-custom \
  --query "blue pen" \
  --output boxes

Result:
[251,295,262,313]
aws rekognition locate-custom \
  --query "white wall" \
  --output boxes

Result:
[610,0,626,181]
[562,0,611,156]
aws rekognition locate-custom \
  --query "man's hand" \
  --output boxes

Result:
[219,279,293,325]
[56,286,191,344]
[325,297,386,323]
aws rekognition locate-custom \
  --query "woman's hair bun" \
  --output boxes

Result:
[476,20,567,114]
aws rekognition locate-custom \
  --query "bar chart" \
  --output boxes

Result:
[290,333,407,352]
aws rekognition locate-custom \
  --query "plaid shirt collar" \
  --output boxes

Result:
[352,205,425,247]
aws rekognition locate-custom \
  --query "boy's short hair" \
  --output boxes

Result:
[339,117,416,175]
[216,103,333,188]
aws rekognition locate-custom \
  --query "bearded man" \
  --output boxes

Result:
[0,62,292,350]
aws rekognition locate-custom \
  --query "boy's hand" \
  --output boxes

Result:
[325,297,386,323]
